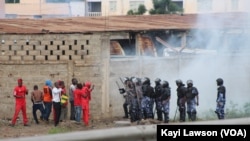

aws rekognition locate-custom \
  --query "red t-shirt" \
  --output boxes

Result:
[13,85,27,102]
[82,86,91,101]
[74,89,82,106]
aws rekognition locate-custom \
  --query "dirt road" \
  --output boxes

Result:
[1,117,249,141]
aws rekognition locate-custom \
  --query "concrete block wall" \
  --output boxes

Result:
[0,34,89,62]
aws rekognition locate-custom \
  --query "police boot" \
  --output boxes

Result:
[187,112,191,121]
[164,113,169,123]
[123,104,129,118]
[190,112,196,121]
[214,110,220,119]
[180,111,186,122]
[157,111,163,121]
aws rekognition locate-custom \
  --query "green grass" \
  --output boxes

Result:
[48,127,70,134]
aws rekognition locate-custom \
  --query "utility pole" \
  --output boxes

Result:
[39,0,42,17]
[68,0,72,17]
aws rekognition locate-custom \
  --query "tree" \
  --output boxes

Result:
[149,0,182,15]
[127,4,147,15]
[137,4,147,15]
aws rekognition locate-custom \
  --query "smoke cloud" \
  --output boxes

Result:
[168,11,250,119]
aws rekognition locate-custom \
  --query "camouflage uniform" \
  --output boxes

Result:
[154,78,163,121]
[141,77,155,119]
[161,81,171,123]
[133,77,143,121]
[215,78,226,119]
[186,80,199,121]
[127,79,140,122]
[176,79,187,122]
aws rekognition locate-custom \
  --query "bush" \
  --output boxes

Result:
[200,101,250,120]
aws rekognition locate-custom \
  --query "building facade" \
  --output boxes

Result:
[5,0,86,18]
[4,0,154,18]
[8,0,250,18]
[183,0,250,14]
[4,0,183,18]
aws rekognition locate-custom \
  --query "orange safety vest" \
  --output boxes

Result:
[43,86,52,102]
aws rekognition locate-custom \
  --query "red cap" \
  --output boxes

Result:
[17,78,22,83]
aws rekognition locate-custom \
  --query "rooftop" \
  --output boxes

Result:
[0,12,249,34]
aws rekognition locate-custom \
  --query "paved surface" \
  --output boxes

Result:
[1,117,249,141]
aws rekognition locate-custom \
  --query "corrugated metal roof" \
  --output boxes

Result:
[0,12,249,34]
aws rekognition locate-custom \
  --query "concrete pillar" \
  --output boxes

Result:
[100,33,110,116]
[0,0,5,19]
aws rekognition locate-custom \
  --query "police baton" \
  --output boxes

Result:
[116,81,125,94]
[119,77,126,88]
[116,81,121,89]
[173,106,178,122]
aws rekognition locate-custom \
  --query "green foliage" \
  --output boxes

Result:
[243,102,250,116]
[48,127,69,134]
[149,0,182,15]
[137,4,147,15]
[200,101,250,121]
[127,4,147,15]
[127,10,135,15]
[225,101,243,118]
[200,109,217,121]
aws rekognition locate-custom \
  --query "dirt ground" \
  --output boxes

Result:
[0,116,132,139]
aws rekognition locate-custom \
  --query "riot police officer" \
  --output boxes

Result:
[122,77,130,119]
[186,79,199,121]
[161,80,171,123]
[154,78,163,121]
[126,77,140,123]
[176,79,187,122]
[215,78,226,120]
[141,77,155,119]
[132,77,143,123]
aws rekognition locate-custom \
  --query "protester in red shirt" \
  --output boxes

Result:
[74,83,83,123]
[81,81,94,126]
[9,78,29,127]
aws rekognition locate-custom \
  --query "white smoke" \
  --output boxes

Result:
[173,11,250,119]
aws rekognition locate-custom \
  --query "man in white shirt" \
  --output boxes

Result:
[52,81,62,126]
[69,78,78,120]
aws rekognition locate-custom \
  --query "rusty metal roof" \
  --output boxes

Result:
[0,12,249,34]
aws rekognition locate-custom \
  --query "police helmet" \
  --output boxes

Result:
[142,77,150,85]
[124,77,129,81]
[186,79,193,85]
[132,77,138,83]
[162,80,169,87]
[130,76,135,81]
[187,79,193,87]
[155,78,161,83]
[175,79,183,85]
[216,78,223,86]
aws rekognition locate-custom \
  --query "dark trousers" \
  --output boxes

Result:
[70,101,75,120]
[123,103,129,118]
[32,103,45,124]
[53,102,61,126]
[179,105,186,122]
[44,102,52,121]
